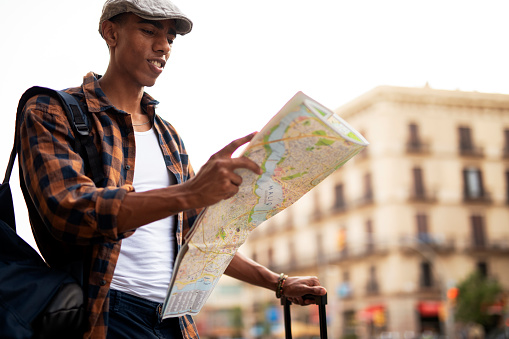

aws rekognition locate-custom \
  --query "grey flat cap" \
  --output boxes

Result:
[99,0,193,36]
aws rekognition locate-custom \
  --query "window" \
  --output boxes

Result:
[463,167,484,200]
[416,213,429,243]
[366,219,374,252]
[504,129,509,157]
[343,271,350,282]
[412,167,425,199]
[407,123,429,153]
[506,170,509,204]
[334,183,346,210]
[477,261,488,278]
[364,173,373,200]
[459,126,473,151]
[366,266,379,293]
[343,310,357,336]
[284,211,294,230]
[312,190,322,219]
[409,123,419,146]
[420,261,433,288]
[471,215,486,248]
[288,241,296,269]
[459,126,482,156]
[339,271,352,298]
[316,233,325,263]
[407,123,422,152]
[268,246,274,270]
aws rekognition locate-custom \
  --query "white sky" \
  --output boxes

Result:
[2,0,509,247]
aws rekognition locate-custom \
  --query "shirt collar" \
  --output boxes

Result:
[81,72,160,114]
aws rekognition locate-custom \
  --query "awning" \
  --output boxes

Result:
[417,301,442,317]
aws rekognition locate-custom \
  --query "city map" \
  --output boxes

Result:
[162,92,369,318]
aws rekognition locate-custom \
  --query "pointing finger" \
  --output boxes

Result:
[216,132,257,157]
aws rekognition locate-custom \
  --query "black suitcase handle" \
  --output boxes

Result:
[280,294,328,339]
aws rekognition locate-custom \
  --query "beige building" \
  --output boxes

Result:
[195,85,509,338]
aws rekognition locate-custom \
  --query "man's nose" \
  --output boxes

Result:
[154,35,171,55]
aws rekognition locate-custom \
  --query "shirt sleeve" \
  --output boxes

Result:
[19,94,133,245]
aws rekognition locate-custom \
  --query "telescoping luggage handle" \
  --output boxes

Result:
[280,293,328,339]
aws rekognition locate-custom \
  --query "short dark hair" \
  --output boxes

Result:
[103,13,129,50]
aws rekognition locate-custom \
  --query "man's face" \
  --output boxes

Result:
[112,13,177,88]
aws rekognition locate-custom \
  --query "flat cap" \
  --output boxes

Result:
[99,0,193,36]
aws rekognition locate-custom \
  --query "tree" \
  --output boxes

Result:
[454,271,503,329]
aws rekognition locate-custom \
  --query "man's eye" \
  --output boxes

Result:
[142,29,154,35]
[167,39,174,45]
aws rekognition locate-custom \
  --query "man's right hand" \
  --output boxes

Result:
[182,132,262,208]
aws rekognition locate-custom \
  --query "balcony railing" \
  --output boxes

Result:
[464,238,509,253]
[327,242,389,264]
[399,234,455,253]
[406,141,430,154]
[463,191,492,204]
[351,194,374,208]
[331,202,347,214]
[408,190,437,203]
[365,280,379,295]
[459,145,484,157]
[503,147,509,158]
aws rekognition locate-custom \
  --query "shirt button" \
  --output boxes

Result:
[125,165,131,170]
[100,280,107,286]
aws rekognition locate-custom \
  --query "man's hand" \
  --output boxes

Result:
[183,133,262,208]
[283,276,327,306]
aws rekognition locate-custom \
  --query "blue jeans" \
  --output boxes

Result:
[107,289,183,339]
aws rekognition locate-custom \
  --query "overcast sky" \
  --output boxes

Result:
[2,0,509,247]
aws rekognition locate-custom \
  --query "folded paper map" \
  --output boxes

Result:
[162,91,369,318]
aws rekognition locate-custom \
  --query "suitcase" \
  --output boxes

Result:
[280,294,328,339]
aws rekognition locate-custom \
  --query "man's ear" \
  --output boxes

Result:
[101,20,119,48]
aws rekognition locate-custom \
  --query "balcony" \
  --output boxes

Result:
[365,280,380,295]
[351,193,374,209]
[408,190,437,203]
[406,141,430,154]
[459,145,484,157]
[328,242,389,264]
[330,202,348,215]
[464,238,509,254]
[503,147,509,159]
[399,234,455,254]
[463,191,492,204]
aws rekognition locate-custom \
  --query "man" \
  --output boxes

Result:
[19,0,327,338]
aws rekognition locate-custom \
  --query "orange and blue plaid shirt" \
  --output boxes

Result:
[19,72,200,339]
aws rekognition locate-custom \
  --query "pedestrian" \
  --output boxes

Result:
[18,0,327,338]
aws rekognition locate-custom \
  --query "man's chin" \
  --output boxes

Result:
[143,79,158,88]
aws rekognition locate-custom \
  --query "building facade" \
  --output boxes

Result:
[195,85,509,338]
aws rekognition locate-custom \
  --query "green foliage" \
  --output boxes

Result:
[454,271,503,327]
[231,306,243,336]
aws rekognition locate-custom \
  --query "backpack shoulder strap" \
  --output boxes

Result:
[9,86,104,186]
[55,89,104,186]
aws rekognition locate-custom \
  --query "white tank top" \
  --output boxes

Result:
[110,127,177,302]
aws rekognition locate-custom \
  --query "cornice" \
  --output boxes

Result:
[335,85,509,118]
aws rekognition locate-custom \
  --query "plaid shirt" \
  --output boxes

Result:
[19,72,200,339]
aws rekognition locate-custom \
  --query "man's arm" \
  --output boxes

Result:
[117,133,262,233]
[225,251,327,306]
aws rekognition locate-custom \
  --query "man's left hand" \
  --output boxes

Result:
[283,276,327,306]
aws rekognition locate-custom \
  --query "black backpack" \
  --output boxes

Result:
[0,87,103,338]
